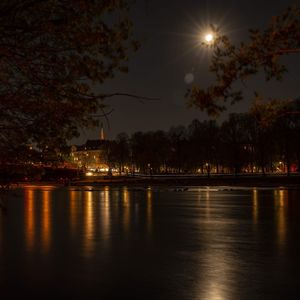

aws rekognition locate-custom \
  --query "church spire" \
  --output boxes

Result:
[100,123,105,140]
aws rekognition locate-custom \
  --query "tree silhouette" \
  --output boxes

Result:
[186,6,300,116]
[0,0,137,163]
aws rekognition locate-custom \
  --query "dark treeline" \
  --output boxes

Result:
[107,109,300,176]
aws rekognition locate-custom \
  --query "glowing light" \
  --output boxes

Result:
[204,33,214,43]
[41,190,51,253]
[24,189,35,251]
[274,189,287,252]
[86,172,93,176]
[69,190,78,236]
[84,191,94,257]
[252,188,258,224]
[123,187,130,235]
[102,187,111,240]
[147,188,153,236]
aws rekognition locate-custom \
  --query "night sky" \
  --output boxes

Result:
[76,0,300,143]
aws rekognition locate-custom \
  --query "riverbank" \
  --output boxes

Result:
[69,174,300,188]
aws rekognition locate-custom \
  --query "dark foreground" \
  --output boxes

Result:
[0,186,299,299]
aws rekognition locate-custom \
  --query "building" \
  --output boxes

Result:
[70,125,110,171]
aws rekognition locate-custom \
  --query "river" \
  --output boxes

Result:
[0,185,299,299]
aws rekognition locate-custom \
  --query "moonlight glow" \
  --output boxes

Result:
[204,33,214,43]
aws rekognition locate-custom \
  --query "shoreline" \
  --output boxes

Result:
[4,174,299,189]
[15,174,300,188]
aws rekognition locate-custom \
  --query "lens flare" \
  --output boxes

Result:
[184,73,194,84]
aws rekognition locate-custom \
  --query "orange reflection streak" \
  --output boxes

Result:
[84,191,94,257]
[147,189,153,236]
[22,185,56,190]
[123,187,130,235]
[252,188,258,225]
[275,189,287,252]
[24,188,35,251]
[41,190,51,253]
[102,187,111,240]
[104,186,110,206]
[69,190,78,236]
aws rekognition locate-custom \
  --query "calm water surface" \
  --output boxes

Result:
[0,185,299,299]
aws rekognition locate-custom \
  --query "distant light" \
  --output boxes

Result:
[86,172,93,176]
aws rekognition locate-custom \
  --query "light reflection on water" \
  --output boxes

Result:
[122,187,130,237]
[83,190,94,257]
[102,186,111,241]
[69,189,78,237]
[24,188,35,251]
[41,190,51,253]
[1,186,299,299]
[274,189,288,253]
[147,188,153,236]
[252,188,258,225]
[24,187,54,254]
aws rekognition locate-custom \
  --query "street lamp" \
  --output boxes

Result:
[205,162,211,178]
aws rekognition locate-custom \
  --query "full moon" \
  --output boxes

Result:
[204,33,214,43]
